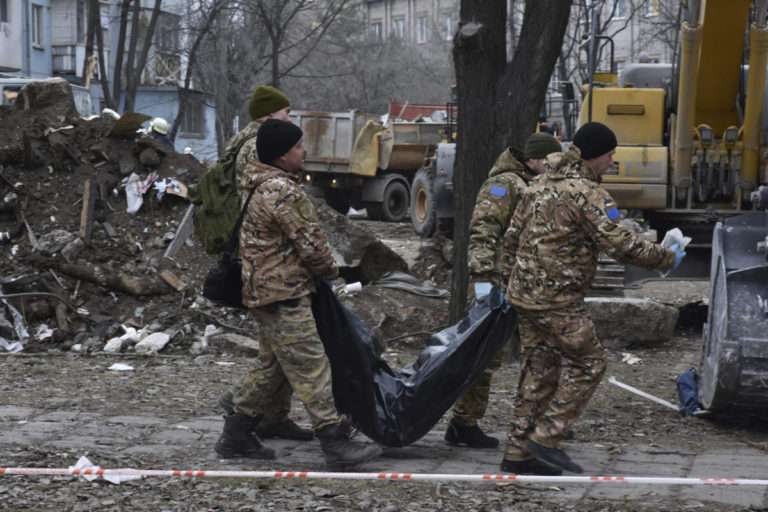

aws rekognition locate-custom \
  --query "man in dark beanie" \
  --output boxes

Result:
[445,131,560,451]
[215,87,314,442]
[498,122,682,475]
[215,118,382,469]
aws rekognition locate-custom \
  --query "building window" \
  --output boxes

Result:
[416,14,428,43]
[157,13,180,51]
[441,12,454,41]
[613,0,628,18]
[370,20,382,41]
[644,0,659,16]
[180,95,205,136]
[0,0,8,23]
[76,0,85,43]
[391,16,405,39]
[31,5,43,47]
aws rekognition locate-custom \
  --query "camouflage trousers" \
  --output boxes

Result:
[451,329,519,426]
[504,304,607,461]
[232,295,341,431]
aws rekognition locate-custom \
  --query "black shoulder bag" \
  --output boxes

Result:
[202,187,257,308]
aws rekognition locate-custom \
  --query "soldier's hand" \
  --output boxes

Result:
[473,281,492,300]
[670,242,686,272]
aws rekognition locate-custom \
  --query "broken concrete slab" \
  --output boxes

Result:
[312,199,409,284]
[341,286,449,344]
[586,296,678,346]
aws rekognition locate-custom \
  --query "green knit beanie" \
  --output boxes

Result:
[524,132,562,160]
[248,85,290,121]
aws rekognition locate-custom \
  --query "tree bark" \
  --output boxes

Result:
[125,0,163,113]
[81,0,98,78]
[93,0,115,110]
[112,0,132,106]
[123,0,141,111]
[170,0,226,141]
[449,0,572,322]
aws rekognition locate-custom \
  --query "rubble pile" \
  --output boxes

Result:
[0,79,445,356]
[0,79,215,354]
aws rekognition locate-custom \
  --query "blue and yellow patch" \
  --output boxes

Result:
[489,185,507,198]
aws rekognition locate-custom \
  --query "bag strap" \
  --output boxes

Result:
[223,186,257,254]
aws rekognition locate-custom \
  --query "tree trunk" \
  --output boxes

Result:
[125,0,162,112]
[170,0,225,141]
[449,0,572,322]
[93,0,115,110]
[81,0,98,78]
[112,0,132,107]
[123,0,141,111]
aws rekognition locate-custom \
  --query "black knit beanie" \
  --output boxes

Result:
[257,119,303,166]
[573,122,618,160]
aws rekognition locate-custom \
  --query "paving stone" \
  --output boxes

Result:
[148,428,204,445]
[121,444,184,457]
[35,411,101,423]
[0,431,36,444]
[46,436,126,450]
[105,415,170,426]
[677,486,767,508]
[0,406,36,420]
[171,419,221,432]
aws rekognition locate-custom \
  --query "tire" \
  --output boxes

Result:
[324,188,350,215]
[410,168,436,237]
[369,180,409,222]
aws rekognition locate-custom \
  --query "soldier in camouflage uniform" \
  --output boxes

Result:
[445,133,561,449]
[499,122,683,476]
[216,86,316,442]
[215,119,381,468]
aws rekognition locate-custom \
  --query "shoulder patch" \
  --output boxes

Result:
[606,207,620,221]
[489,185,508,198]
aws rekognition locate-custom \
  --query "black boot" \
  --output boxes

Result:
[317,423,382,469]
[215,414,276,459]
[256,418,314,441]
[444,420,499,449]
[526,440,582,473]
[500,458,562,476]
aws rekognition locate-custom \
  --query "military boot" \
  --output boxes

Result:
[317,423,382,469]
[215,414,276,460]
[444,419,499,449]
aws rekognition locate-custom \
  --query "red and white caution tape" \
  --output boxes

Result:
[0,467,765,486]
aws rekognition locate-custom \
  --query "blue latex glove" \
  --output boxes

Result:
[474,281,492,300]
[670,242,686,272]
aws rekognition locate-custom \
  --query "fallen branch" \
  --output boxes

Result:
[52,262,172,296]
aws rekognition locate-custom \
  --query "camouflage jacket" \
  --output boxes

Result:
[503,146,675,311]
[238,162,338,308]
[467,148,534,285]
[225,120,262,179]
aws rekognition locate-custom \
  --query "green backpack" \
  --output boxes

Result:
[189,136,249,254]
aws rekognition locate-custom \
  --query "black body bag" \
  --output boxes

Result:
[202,187,256,308]
[311,279,516,447]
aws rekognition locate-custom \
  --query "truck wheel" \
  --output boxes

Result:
[369,180,409,222]
[410,169,436,237]
[324,189,350,215]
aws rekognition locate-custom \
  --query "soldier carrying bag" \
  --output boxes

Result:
[202,187,256,308]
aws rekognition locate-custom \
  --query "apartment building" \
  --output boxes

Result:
[0,0,216,159]
[602,0,674,71]
[364,0,458,43]
[0,0,53,77]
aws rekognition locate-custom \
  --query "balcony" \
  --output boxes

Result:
[52,44,110,79]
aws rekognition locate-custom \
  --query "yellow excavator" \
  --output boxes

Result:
[581,0,767,235]
[581,0,768,412]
